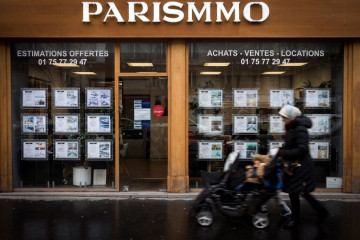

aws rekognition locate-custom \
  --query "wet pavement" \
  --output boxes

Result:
[0,198,360,240]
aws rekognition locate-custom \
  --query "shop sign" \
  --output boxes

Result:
[82,1,270,23]
[153,105,165,118]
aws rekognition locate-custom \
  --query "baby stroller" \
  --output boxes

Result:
[193,151,281,229]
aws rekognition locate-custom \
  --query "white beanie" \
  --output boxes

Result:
[278,105,302,120]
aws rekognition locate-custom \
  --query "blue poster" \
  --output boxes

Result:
[134,100,151,130]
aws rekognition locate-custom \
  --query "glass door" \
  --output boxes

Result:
[119,77,168,191]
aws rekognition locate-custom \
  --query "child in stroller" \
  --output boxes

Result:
[193,151,288,228]
[237,154,291,216]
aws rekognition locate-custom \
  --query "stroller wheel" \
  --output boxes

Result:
[196,210,213,227]
[252,213,269,229]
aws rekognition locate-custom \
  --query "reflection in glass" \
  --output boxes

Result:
[120,43,167,73]
[188,42,344,189]
[11,42,115,188]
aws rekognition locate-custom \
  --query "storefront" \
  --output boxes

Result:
[0,1,360,193]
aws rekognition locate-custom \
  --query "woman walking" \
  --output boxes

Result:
[278,105,328,229]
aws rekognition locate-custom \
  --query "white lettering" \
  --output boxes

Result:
[163,2,184,23]
[216,2,240,23]
[128,2,150,22]
[244,50,274,57]
[82,2,103,22]
[280,50,325,57]
[82,1,271,24]
[187,2,212,23]
[103,2,125,22]
[243,2,269,22]
[207,50,238,56]
[153,2,161,22]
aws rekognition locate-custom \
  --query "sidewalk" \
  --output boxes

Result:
[1,191,360,201]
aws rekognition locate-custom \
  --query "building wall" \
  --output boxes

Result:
[0,41,12,192]
[1,1,360,38]
[1,0,360,192]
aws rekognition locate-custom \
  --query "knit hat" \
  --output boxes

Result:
[252,154,271,164]
[278,105,302,120]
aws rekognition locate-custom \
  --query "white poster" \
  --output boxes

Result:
[87,141,112,160]
[309,142,329,159]
[233,115,258,134]
[87,115,111,133]
[134,109,151,120]
[23,141,47,160]
[86,88,112,108]
[22,89,47,108]
[54,115,79,134]
[54,88,79,108]
[269,89,294,108]
[54,141,79,160]
[198,141,223,160]
[198,115,223,135]
[269,141,285,151]
[305,89,330,108]
[269,115,285,134]
[198,89,223,108]
[22,114,47,134]
[233,89,258,107]
[234,141,258,159]
[306,115,331,134]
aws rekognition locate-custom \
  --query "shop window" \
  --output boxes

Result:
[188,42,344,189]
[120,43,166,73]
[11,42,115,188]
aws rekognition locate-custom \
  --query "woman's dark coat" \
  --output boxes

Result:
[282,116,316,194]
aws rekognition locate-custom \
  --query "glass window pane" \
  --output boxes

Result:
[119,77,168,191]
[188,42,344,189]
[11,42,115,188]
[120,43,166,73]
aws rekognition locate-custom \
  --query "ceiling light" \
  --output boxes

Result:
[73,72,97,75]
[279,63,308,67]
[262,71,286,75]
[200,71,222,75]
[52,63,79,67]
[204,62,230,67]
[127,63,154,67]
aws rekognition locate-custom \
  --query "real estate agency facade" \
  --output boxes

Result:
[0,0,360,193]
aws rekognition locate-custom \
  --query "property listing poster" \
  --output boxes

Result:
[233,89,258,107]
[86,88,111,108]
[86,141,112,160]
[23,140,47,160]
[233,141,258,159]
[54,115,79,133]
[22,114,47,134]
[198,89,223,108]
[305,89,330,108]
[54,141,79,160]
[269,115,285,134]
[306,115,331,134]
[87,115,111,133]
[269,89,294,108]
[198,141,223,160]
[269,141,285,151]
[233,115,258,134]
[54,88,79,108]
[22,89,47,108]
[309,141,329,159]
[134,100,151,129]
[198,115,223,135]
